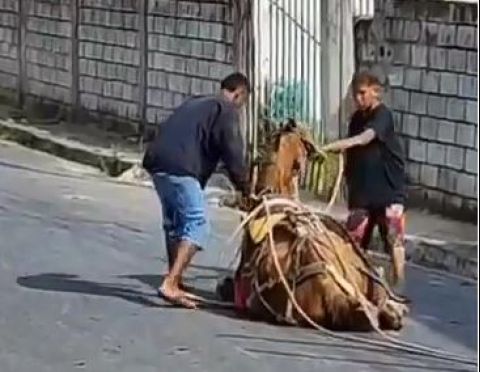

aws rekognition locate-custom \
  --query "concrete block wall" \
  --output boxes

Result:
[0,0,19,91]
[146,0,234,124]
[356,0,478,219]
[25,0,73,103]
[0,0,235,127]
[78,0,140,120]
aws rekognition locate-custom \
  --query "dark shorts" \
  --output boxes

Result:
[152,173,209,250]
[346,204,405,251]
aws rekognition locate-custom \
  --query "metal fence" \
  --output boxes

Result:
[245,0,326,194]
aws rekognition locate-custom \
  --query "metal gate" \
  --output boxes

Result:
[244,0,326,194]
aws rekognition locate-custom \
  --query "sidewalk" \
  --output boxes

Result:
[0,112,477,279]
[301,192,477,279]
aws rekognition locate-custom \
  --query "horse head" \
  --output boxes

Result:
[252,118,322,199]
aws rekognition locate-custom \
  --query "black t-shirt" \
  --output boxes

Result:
[345,104,406,209]
[142,95,249,194]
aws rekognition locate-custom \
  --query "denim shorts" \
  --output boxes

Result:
[152,173,209,250]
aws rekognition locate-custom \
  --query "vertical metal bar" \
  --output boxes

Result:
[276,0,288,120]
[312,0,318,140]
[281,0,287,122]
[17,0,27,107]
[70,0,79,122]
[251,0,262,159]
[275,0,280,123]
[285,0,290,121]
[138,0,147,141]
[299,0,304,123]
[339,0,344,139]
[268,0,273,124]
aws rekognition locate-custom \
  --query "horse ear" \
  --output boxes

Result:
[300,130,322,158]
[285,118,297,131]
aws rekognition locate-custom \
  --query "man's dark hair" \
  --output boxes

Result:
[221,72,251,93]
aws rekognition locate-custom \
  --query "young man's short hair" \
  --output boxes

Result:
[352,71,382,91]
[221,72,251,93]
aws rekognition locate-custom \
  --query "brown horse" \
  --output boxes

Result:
[228,197,409,331]
[251,118,321,199]
[217,119,408,331]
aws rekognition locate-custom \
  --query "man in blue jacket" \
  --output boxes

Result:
[143,73,250,308]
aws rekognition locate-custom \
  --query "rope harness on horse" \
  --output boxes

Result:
[226,196,475,367]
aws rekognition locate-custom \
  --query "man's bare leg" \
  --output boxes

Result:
[159,240,198,308]
[165,243,190,291]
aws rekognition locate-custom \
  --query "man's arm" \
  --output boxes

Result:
[321,128,376,152]
[215,110,250,195]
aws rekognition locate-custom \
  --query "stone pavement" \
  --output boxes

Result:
[0,114,477,279]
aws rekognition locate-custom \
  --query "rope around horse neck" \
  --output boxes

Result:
[260,196,475,367]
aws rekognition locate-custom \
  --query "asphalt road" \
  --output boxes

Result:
[0,140,477,372]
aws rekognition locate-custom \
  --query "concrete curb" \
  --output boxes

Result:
[405,238,477,280]
[0,119,138,176]
[1,119,477,280]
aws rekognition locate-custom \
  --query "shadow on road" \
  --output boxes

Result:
[16,272,238,319]
[16,273,164,308]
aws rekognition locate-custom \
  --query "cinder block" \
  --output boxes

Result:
[159,53,175,71]
[404,68,421,90]
[420,116,437,140]
[429,47,448,70]
[420,164,439,188]
[447,49,467,72]
[186,20,199,38]
[197,60,210,76]
[408,139,427,162]
[437,120,456,144]
[438,167,457,193]
[446,97,465,121]
[165,17,176,35]
[446,145,465,170]
[403,20,421,41]
[465,149,478,174]
[465,100,477,124]
[391,19,404,40]
[456,123,476,148]
[410,92,428,115]
[214,43,226,61]
[391,88,409,112]
[407,161,421,183]
[458,75,477,99]
[167,74,186,93]
[210,23,225,41]
[466,51,477,75]
[456,26,476,49]
[176,39,192,56]
[203,42,216,59]
[402,113,419,137]
[121,84,130,101]
[427,95,446,118]
[439,72,458,95]
[191,40,203,57]
[421,70,440,93]
[427,143,446,165]
[411,45,428,67]
[456,173,476,198]
[437,24,456,46]
[392,43,410,65]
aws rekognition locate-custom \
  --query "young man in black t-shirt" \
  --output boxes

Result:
[322,72,407,285]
